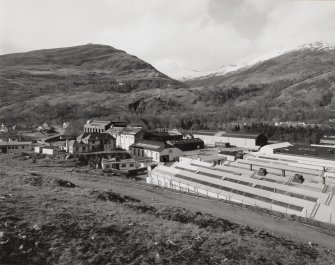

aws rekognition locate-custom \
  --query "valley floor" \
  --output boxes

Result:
[1,153,335,264]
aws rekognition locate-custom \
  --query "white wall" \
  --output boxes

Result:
[102,161,137,171]
[131,147,182,162]
[193,134,257,149]
[121,134,135,150]
[42,148,54,155]
[160,148,183,162]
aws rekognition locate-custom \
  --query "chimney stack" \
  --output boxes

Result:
[66,139,69,152]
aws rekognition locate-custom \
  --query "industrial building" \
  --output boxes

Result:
[120,127,144,150]
[148,155,335,225]
[0,141,32,154]
[143,130,183,142]
[84,120,126,133]
[167,138,205,151]
[130,140,183,162]
[106,126,127,148]
[320,135,335,145]
[193,131,267,150]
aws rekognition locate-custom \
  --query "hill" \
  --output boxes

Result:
[0,44,182,122]
[1,43,335,128]
[1,153,335,264]
[123,43,335,129]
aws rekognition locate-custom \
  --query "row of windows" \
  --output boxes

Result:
[7,146,25,149]
[105,163,135,169]
[121,163,134,168]
[85,128,104,133]
[76,147,86,152]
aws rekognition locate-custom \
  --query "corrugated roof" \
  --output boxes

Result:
[121,127,143,135]
[194,131,260,139]
[130,140,172,152]
[77,132,115,141]
[279,145,335,161]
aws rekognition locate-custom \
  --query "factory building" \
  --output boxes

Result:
[120,127,144,150]
[130,140,183,162]
[0,141,32,154]
[193,131,267,150]
[148,157,335,225]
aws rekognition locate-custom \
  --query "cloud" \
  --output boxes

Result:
[1,0,335,77]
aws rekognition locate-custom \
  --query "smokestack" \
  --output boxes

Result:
[66,139,69,152]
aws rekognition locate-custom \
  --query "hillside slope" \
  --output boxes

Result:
[176,45,335,123]
[1,43,335,127]
[0,44,182,122]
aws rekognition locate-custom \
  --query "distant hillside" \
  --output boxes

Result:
[1,43,335,129]
[187,43,335,88]
[0,44,182,122]
[126,43,335,128]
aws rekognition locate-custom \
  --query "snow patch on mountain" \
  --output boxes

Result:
[165,41,335,81]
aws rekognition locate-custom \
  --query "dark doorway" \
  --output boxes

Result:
[1,147,7,154]
[160,155,169,162]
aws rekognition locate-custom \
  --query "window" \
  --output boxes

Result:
[169,149,173,153]
[121,164,126,168]
[22,146,25,149]
[129,164,134,167]
[15,146,18,149]
[92,140,95,144]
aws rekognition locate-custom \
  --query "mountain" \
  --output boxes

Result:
[0,44,182,122]
[166,46,293,82]
[129,42,335,127]
[173,42,335,83]
[187,42,335,87]
[1,42,335,128]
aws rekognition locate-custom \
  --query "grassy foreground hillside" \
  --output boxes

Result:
[1,153,335,265]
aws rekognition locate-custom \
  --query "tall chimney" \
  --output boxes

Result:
[66,139,69,152]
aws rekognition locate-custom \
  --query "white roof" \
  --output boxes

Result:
[0,141,31,146]
[261,142,292,150]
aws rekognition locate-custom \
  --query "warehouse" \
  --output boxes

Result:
[167,138,204,151]
[143,130,183,142]
[120,127,144,150]
[148,158,335,224]
[0,141,32,154]
[130,140,183,162]
[320,135,335,145]
[193,131,267,150]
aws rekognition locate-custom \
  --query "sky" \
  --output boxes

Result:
[1,0,335,78]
